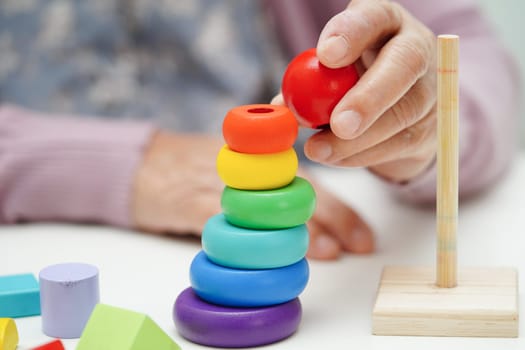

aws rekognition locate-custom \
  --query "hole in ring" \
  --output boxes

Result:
[247,107,274,114]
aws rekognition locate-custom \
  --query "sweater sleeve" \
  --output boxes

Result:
[385,0,521,203]
[0,105,156,227]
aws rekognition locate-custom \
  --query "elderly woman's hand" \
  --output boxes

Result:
[303,0,437,183]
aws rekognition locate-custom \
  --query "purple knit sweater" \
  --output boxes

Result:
[0,0,520,227]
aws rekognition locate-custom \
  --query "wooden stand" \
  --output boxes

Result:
[372,266,518,337]
[371,35,519,337]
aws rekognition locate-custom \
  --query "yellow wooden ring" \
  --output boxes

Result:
[216,145,298,190]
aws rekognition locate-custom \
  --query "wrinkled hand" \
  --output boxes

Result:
[280,0,438,183]
[298,169,374,259]
[132,131,373,259]
[132,131,224,235]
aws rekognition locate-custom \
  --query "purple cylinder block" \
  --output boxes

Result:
[39,262,99,338]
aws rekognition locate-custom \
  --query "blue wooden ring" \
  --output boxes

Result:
[202,214,308,269]
[173,287,302,348]
[190,251,309,307]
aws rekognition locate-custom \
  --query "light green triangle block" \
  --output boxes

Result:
[76,304,180,350]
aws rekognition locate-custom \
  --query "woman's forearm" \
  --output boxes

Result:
[0,104,155,226]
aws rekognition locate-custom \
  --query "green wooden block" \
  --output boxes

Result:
[0,274,40,318]
[76,304,180,350]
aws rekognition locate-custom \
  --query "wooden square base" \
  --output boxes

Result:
[372,266,518,337]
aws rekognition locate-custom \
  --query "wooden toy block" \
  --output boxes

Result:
[0,318,19,350]
[31,339,65,350]
[372,266,518,337]
[39,262,99,338]
[372,35,519,338]
[77,304,180,350]
[0,274,40,318]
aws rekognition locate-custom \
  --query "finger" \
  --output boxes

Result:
[305,75,436,163]
[339,213,374,254]
[330,23,435,140]
[317,0,403,68]
[270,93,284,105]
[306,220,342,260]
[369,156,435,183]
[333,109,437,170]
[313,186,375,254]
[298,168,375,254]
[360,49,379,69]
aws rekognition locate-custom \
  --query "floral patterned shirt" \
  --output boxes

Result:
[0,0,286,133]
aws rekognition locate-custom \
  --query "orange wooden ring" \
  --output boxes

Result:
[222,104,298,154]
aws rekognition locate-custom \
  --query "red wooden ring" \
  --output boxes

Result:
[222,104,298,154]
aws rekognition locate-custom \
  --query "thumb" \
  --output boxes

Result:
[316,0,402,68]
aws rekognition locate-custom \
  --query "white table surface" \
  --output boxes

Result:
[2,154,524,350]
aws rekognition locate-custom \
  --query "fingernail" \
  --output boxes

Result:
[309,141,332,161]
[318,36,348,64]
[332,110,361,139]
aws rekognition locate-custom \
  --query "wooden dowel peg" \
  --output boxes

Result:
[373,34,518,338]
[436,35,459,288]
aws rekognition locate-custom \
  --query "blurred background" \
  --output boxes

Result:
[478,0,525,148]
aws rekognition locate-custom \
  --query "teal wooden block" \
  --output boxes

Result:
[0,274,41,318]
[77,304,180,350]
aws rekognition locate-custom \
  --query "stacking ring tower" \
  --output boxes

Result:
[173,104,316,348]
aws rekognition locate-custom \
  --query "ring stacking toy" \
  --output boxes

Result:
[39,263,99,338]
[174,104,314,347]
[190,251,309,307]
[222,104,298,154]
[202,214,308,269]
[221,176,316,229]
[216,146,298,190]
[174,288,302,348]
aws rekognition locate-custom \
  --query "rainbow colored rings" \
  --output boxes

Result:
[222,104,298,154]
[174,103,313,348]
[221,177,316,229]
[173,288,302,348]
[190,251,309,307]
[202,214,308,269]
[216,146,298,190]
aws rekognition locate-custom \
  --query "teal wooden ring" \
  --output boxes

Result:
[190,251,309,307]
[221,177,316,229]
[202,214,308,269]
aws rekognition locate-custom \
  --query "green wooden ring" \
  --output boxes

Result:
[221,177,316,229]
[202,214,308,269]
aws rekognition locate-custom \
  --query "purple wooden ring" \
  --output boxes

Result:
[173,287,302,348]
